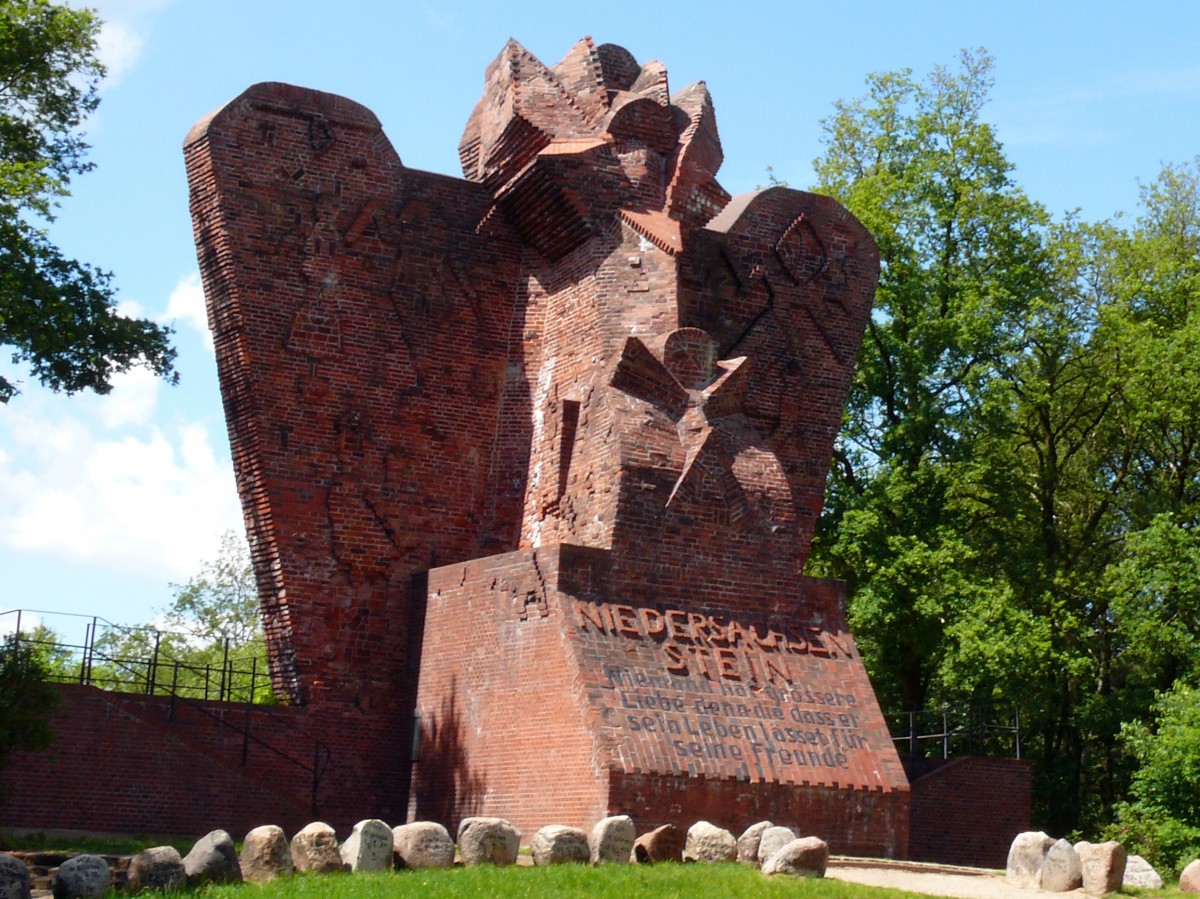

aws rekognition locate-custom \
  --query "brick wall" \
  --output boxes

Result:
[907,756,1032,868]
[182,37,892,843]
[412,543,910,856]
[0,685,312,837]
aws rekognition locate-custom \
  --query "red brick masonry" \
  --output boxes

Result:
[413,546,909,856]
[907,757,1033,868]
[179,35,909,851]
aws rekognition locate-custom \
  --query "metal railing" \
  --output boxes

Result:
[3,608,331,814]
[887,702,1022,761]
[2,608,274,703]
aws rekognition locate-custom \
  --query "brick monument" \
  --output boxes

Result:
[185,37,908,854]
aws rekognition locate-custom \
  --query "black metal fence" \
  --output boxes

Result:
[887,702,1022,761]
[2,607,274,704]
[3,607,331,813]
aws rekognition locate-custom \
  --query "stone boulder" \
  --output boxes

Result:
[757,826,798,867]
[392,822,455,870]
[240,825,293,883]
[1041,838,1082,892]
[291,822,346,873]
[590,815,635,865]
[339,819,393,872]
[457,817,520,866]
[1076,840,1126,895]
[126,846,186,894]
[0,854,30,899]
[530,825,589,865]
[736,821,773,866]
[1180,858,1200,892]
[633,824,684,863]
[1005,831,1055,889]
[683,821,737,863]
[52,854,109,899]
[761,836,829,878]
[184,829,242,886]
[1123,854,1163,890]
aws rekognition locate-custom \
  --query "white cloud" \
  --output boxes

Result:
[0,385,242,584]
[162,272,212,352]
[75,0,178,89]
[0,610,39,635]
[95,366,161,428]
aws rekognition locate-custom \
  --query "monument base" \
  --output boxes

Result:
[411,543,908,856]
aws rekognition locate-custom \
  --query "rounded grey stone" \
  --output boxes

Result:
[683,821,737,863]
[736,821,773,865]
[761,836,829,878]
[127,846,186,894]
[52,855,109,899]
[184,829,241,886]
[530,825,589,865]
[392,821,455,869]
[339,818,393,872]
[1041,838,1082,892]
[1005,830,1055,889]
[240,825,293,883]
[457,817,520,866]
[1123,854,1163,890]
[757,826,798,866]
[589,815,635,865]
[0,855,30,899]
[290,822,346,874]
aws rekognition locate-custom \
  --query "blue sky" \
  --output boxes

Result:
[2,0,1198,640]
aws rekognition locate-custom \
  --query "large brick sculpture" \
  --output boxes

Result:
[185,37,909,853]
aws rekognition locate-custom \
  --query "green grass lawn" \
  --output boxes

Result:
[197,866,934,899]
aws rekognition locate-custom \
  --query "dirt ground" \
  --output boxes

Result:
[828,860,1091,899]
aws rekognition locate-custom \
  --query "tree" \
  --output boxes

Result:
[162,530,261,647]
[0,631,59,772]
[810,49,1051,715]
[1113,682,1200,875]
[93,532,272,701]
[807,54,1200,837]
[0,0,176,402]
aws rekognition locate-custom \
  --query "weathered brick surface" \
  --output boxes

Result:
[907,757,1033,868]
[412,545,909,855]
[182,36,900,849]
[0,685,312,837]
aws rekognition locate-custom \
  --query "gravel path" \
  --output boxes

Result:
[828,861,1087,899]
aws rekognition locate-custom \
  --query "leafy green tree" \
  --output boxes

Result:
[810,49,1051,714]
[0,0,176,402]
[1113,682,1200,874]
[21,622,77,678]
[808,53,1200,836]
[92,532,272,702]
[0,631,59,771]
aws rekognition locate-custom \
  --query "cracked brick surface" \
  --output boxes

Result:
[185,37,907,849]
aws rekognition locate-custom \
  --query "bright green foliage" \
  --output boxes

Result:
[92,532,272,702]
[1113,682,1200,874]
[21,621,77,678]
[811,49,1050,713]
[0,631,59,772]
[0,0,175,401]
[810,52,1200,837]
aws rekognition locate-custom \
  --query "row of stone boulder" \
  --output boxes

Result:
[1005,831,1170,894]
[0,814,831,896]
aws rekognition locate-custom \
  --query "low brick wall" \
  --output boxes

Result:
[0,684,313,838]
[2,683,1029,863]
[907,756,1032,868]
